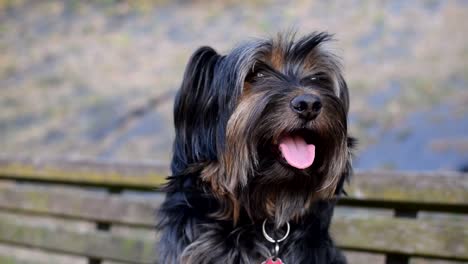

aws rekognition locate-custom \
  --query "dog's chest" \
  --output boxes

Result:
[189,222,304,263]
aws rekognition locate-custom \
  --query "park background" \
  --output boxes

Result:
[1,0,467,171]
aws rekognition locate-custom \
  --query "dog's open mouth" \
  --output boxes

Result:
[278,130,316,170]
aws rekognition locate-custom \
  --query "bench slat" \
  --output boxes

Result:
[0,185,466,261]
[332,215,468,261]
[0,255,37,264]
[0,157,168,190]
[0,214,466,262]
[0,243,86,264]
[0,185,157,227]
[0,157,467,208]
[0,217,156,264]
[410,258,467,264]
[345,170,468,209]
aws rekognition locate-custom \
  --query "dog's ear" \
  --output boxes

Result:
[171,47,221,175]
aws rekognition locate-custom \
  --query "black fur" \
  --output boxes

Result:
[158,32,355,264]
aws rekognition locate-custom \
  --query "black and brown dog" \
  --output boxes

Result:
[158,32,355,264]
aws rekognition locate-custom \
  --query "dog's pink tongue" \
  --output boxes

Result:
[279,135,315,169]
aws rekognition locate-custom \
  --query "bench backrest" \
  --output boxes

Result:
[0,157,466,264]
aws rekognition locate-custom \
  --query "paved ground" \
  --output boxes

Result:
[0,0,467,170]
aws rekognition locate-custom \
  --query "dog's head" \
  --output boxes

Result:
[172,32,353,226]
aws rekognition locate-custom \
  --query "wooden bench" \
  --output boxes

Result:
[0,157,466,264]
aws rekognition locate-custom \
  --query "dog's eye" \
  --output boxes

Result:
[304,73,331,87]
[246,71,266,83]
[310,74,326,82]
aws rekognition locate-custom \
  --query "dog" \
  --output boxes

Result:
[157,32,355,264]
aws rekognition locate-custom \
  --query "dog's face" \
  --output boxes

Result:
[172,32,353,226]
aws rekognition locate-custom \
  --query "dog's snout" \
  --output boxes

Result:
[290,94,322,120]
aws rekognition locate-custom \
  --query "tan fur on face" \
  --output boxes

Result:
[270,46,284,70]
[269,32,293,71]
[201,92,265,224]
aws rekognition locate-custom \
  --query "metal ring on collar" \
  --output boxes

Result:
[262,219,290,243]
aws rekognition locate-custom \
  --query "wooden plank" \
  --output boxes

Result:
[1,184,467,260]
[1,157,467,207]
[1,185,466,261]
[0,255,36,264]
[0,217,156,264]
[0,156,168,190]
[0,243,86,264]
[341,170,468,213]
[0,185,387,228]
[0,256,39,264]
[332,215,468,261]
[0,213,466,262]
[410,258,467,264]
[344,250,385,264]
[0,185,158,227]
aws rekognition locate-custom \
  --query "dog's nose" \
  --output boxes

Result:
[290,94,322,120]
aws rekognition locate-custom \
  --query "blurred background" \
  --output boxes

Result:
[0,2,467,264]
[0,0,467,170]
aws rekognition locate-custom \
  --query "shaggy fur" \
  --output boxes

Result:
[157,32,355,264]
